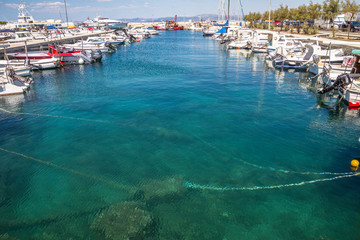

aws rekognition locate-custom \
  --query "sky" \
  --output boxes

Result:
[0,0,331,22]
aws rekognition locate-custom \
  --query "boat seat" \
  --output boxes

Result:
[303,46,314,61]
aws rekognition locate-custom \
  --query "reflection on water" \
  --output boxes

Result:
[0,94,25,110]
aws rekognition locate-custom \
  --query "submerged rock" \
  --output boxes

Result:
[91,201,153,240]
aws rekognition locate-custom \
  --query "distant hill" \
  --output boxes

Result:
[118,14,218,23]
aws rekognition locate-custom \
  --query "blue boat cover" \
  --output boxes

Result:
[217,27,227,34]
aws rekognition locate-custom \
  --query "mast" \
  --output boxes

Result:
[228,0,230,22]
[268,0,271,30]
[64,0,69,28]
[239,0,246,28]
[218,0,221,21]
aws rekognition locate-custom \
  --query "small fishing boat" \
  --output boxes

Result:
[272,45,316,70]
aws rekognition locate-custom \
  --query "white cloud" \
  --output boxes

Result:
[31,1,65,9]
[144,2,150,7]
[97,0,113,2]
[5,3,18,8]
[69,4,138,13]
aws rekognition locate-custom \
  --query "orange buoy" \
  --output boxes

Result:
[350,159,359,171]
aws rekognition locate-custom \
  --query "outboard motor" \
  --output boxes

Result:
[6,68,33,84]
[318,73,352,94]
[90,49,103,62]
[105,42,117,51]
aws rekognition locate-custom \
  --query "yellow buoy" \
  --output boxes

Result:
[350,159,359,171]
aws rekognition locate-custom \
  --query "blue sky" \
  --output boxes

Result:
[0,0,326,21]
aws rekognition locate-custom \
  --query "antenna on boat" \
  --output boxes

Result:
[64,0,69,28]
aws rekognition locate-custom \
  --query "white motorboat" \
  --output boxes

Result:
[266,34,304,53]
[83,16,127,30]
[0,57,60,70]
[84,36,124,46]
[63,42,113,53]
[0,65,31,76]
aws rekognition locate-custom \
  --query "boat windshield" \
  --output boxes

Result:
[16,32,31,38]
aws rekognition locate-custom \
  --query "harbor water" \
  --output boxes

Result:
[1,31,360,239]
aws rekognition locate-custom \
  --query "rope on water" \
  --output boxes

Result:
[0,147,131,191]
[191,133,353,176]
[185,173,360,191]
[0,107,115,124]
[0,107,352,177]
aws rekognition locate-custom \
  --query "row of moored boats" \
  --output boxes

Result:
[0,27,159,96]
[203,25,360,108]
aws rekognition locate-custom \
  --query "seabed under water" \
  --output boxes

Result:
[0,31,360,240]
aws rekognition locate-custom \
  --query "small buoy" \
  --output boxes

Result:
[78,58,84,65]
[350,159,359,171]
[237,47,241,50]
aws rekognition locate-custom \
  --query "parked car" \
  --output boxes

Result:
[274,20,281,26]
[340,21,360,32]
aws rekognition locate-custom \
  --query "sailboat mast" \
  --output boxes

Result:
[268,0,271,30]
[64,0,69,28]
[228,0,230,22]
[239,0,246,28]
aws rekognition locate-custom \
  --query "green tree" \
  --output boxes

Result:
[293,5,308,33]
[342,0,360,38]
[322,0,341,37]
[277,4,289,31]
[307,1,322,24]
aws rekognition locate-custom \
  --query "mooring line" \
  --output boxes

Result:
[185,173,359,191]
[0,107,352,177]
[191,133,353,176]
[0,147,131,191]
[0,107,115,124]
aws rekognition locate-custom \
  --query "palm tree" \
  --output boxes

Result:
[342,0,360,39]
[322,0,341,37]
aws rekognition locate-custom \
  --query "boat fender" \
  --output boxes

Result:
[349,102,360,108]
[78,58,85,64]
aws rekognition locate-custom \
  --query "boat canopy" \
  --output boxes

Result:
[352,49,360,55]
[217,27,227,34]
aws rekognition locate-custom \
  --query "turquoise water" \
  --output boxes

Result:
[1,31,360,240]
